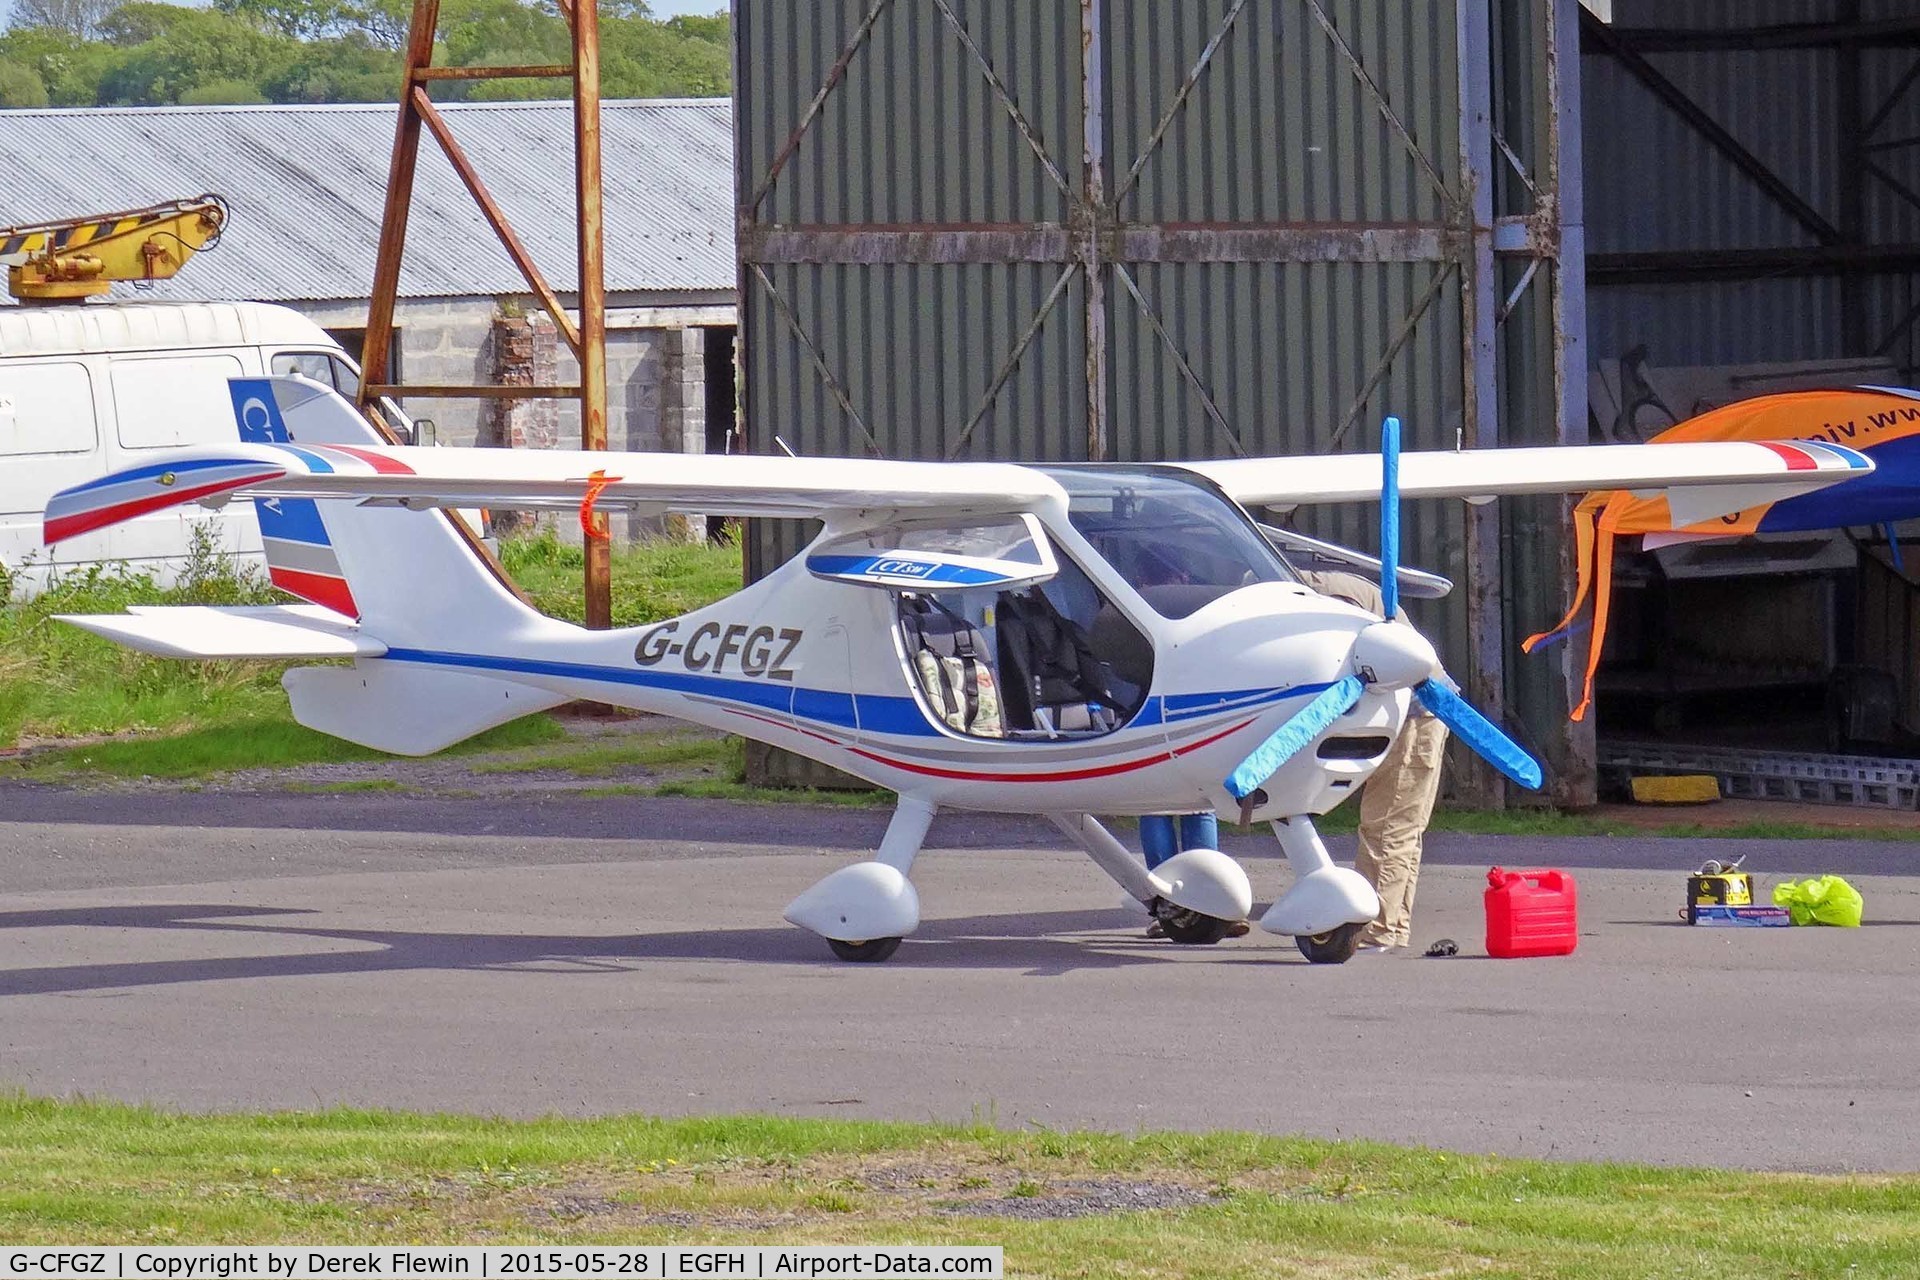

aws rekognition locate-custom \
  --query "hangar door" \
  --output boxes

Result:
[735,0,1588,803]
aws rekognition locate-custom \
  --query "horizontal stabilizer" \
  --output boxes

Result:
[54,605,386,659]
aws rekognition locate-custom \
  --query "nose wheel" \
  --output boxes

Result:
[1153,903,1241,945]
[1295,921,1365,964]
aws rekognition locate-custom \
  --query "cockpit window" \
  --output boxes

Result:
[1041,466,1294,619]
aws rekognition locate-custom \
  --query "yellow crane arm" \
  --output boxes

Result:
[0,194,228,301]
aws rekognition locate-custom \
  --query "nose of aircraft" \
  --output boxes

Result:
[1350,619,1438,690]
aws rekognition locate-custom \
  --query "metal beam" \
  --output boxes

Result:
[358,0,440,440]
[1583,11,1844,247]
[413,65,570,81]
[1082,0,1108,463]
[1586,18,1920,53]
[1459,0,1504,808]
[572,0,611,630]
[366,384,582,399]
[412,88,583,356]
[741,222,1455,265]
[1588,244,1920,283]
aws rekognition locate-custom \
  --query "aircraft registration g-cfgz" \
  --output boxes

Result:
[45,378,1873,964]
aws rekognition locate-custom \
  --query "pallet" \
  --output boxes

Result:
[1601,740,1920,810]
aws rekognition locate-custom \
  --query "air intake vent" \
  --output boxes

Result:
[1317,735,1392,761]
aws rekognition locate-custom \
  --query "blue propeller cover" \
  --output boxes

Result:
[1413,678,1543,790]
[1380,415,1401,620]
[1224,675,1366,800]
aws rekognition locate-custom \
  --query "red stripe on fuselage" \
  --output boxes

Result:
[325,445,415,475]
[270,567,358,618]
[846,718,1258,783]
[1756,441,1816,471]
[44,472,284,544]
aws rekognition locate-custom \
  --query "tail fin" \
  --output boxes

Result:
[231,378,530,646]
[231,378,565,753]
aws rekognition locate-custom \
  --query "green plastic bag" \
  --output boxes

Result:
[1771,875,1865,927]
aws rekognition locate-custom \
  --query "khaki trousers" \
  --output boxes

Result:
[1355,713,1448,947]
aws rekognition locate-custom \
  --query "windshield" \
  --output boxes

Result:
[1041,466,1294,619]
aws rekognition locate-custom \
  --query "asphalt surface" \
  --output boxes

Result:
[4,782,1919,1173]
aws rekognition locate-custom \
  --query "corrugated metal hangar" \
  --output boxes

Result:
[732,0,1920,806]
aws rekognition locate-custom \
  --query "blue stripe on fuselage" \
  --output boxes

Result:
[375,648,1333,743]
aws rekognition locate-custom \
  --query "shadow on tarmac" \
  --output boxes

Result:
[0,902,1301,999]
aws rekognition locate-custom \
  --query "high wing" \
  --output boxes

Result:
[43,373,1870,546]
[44,441,1066,545]
[1184,439,1872,521]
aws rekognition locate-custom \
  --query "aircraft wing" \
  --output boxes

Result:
[1184,439,1872,519]
[44,441,1066,544]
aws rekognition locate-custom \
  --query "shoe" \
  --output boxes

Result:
[1354,942,1394,956]
[1145,920,1166,939]
[1224,920,1252,938]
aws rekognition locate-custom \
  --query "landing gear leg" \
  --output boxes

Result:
[1050,813,1252,941]
[784,796,934,962]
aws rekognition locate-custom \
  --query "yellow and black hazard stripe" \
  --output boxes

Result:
[3,211,172,258]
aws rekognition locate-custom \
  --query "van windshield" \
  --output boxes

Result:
[1041,466,1293,619]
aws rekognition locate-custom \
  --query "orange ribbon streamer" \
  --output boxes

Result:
[578,469,619,540]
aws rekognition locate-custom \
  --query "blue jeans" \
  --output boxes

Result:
[1140,813,1220,869]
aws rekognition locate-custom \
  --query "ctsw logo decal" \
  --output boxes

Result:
[634,620,802,681]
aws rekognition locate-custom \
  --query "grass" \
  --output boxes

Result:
[2,531,741,764]
[469,732,733,777]
[11,714,566,781]
[0,551,294,750]
[0,1096,1915,1276]
[497,530,742,629]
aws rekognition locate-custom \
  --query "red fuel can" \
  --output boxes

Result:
[1485,867,1578,958]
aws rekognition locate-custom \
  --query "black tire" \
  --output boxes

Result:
[1295,921,1364,965]
[1155,908,1239,946]
[827,936,903,963]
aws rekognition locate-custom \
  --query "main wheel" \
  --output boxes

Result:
[827,936,903,963]
[1155,907,1239,946]
[1295,921,1364,964]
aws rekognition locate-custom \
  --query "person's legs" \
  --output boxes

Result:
[1356,715,1448,947]
[1140,816,1179,870]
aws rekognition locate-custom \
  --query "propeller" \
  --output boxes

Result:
[1224,416,1544,816]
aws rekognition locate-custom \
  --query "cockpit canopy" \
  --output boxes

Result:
[1042,466,1295,618]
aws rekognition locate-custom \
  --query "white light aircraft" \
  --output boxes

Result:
[44,378,1872,963]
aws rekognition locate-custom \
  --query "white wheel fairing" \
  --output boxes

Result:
[783,861,921,942]
[1260,866,1380,937]
[1150,847,1253,922]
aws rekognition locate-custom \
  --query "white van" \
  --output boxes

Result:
[1,301,390,597]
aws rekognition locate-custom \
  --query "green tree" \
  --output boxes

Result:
[0,26,123,104]
[262,32,402,102]
[177,76,269,105]
[96,4,293,104]
[6,0,119,41]
[600,7,727,98]
[0,57,52,107]
[213,0,350,41]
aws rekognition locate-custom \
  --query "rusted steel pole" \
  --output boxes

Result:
[573,0,612,629]
[1080,0,1108,463]
[361,0,440,418]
